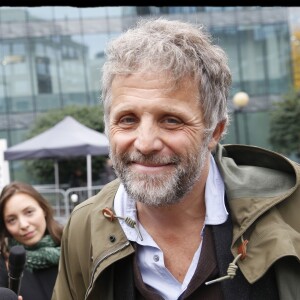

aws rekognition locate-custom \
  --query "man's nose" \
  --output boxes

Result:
[133,120,163,154]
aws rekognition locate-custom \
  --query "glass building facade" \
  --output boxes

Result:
[0,6,299,182]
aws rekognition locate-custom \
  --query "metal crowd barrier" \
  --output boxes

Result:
[36,185,104,225]
[66,185,104,215]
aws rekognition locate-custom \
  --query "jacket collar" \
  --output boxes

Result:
[214,143,300,283]
[214,143,299,237]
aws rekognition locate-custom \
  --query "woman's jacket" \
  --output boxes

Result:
[0,254,58,300]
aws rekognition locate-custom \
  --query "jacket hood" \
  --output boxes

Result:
[214,143,300,283]
[214,144,298,231]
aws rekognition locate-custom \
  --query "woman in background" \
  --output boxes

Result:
[0,181,63,300]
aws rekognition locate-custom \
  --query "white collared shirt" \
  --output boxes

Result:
[114,154,228,300]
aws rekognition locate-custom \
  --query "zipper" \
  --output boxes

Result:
[84,240,131,300]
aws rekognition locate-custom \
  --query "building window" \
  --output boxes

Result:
[35,56,52,94]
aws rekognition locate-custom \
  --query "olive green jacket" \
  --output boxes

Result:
[52,144,300,300]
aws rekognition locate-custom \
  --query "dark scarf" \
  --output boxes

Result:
[9,234,60,272]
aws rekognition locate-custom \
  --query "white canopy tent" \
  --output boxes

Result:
[4,116,109,195]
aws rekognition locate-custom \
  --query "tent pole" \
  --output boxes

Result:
[87,154,92,198]
[54,160,61,217]
[54,160,59,190]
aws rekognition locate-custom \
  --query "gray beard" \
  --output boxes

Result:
[110,143,209,207]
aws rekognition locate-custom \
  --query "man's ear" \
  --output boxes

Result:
[208,121,226,151]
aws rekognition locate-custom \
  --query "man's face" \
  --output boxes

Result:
[109,73,218,207]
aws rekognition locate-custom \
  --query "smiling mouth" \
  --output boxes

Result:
[22,231,34,239]
[132,161,171,167]
[131,162,175,173]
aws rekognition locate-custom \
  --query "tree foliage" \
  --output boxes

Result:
[269,90,300,158]
[25,105,108,185]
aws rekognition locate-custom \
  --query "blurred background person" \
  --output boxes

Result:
[69,168,85,188]
[99,158,117,185]
[0,182,63,300]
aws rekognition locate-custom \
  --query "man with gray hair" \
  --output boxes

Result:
[52,18,300,300]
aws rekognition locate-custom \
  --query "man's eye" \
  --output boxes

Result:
[163,117,182,125]
[119,116,137,124]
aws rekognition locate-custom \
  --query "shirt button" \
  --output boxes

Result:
[153,255,159,262]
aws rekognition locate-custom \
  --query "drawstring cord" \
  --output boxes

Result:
[102,207,143,241]
[205,253,242,285]
[205,236,248,285]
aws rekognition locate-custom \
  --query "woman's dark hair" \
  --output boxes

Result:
[0,181,63,257]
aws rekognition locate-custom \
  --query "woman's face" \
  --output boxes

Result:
[3,193,47,246]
